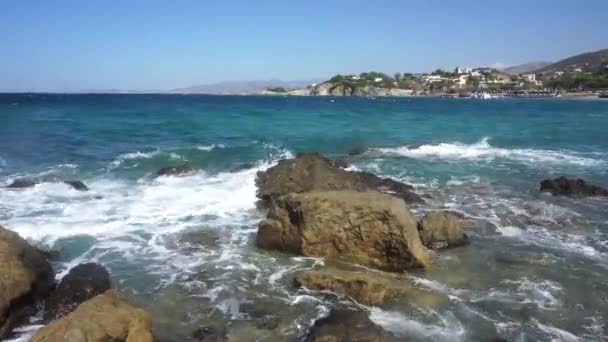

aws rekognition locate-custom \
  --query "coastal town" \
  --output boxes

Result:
[263,48,608,98]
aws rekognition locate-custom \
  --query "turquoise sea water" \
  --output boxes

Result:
[1,94,607,341]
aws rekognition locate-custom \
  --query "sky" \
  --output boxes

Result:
[1,0,607,92]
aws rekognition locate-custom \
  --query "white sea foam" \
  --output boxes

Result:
[532,319,580,341]
[370,308,466,341]
[375,137,604,166]
[195,144,225,151]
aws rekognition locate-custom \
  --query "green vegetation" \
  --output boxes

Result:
[543,72,608,90]
[266,87,289,93]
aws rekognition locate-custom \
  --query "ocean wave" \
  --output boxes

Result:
[473,278,562,310]
[375,137,604,166]
[195,144,225,151]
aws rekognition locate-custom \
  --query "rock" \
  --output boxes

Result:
[191,326,227,341]
[6,178,38,188]
[418,212,469,249]
[45,263,111,320]
[294,270,402,306]
[540,176,608,197]
[63,180,89,191]
[331,158,349,169]
[155,165,194,177]
[305,309,397,342]
[255,153,423,204]
[293,269,448,307]
[347,147,367,156]
[257,191,431,272]
[32,290,153,342]
[229,163,255,173]
[0,226,55,338]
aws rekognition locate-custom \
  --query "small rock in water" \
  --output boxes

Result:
[45,262,111,320]
[6,178,38,188]
[347,147,367,156]
[417,211,469,249]
[155,164,194,177]
[191,326,227,341]
[305,309,397,342]
[540,176,608,197]
[63,180,89,191]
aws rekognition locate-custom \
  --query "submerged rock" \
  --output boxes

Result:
[257,191,431,272]
[6,178,38,188]
[155,165,194,177]
[418,211,469,249]
[45,263,111,320]
[305,309,397,342]
[32,290,153,342]
[5,178,89,191]
[294,269,448,307]
[0,226,55,338]
[191,325,227,341]
[255,153,423,204]
[63,180,89,191]
[540,176,608,197]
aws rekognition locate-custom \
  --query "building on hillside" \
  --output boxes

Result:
[420,75,445,84]
[523,74,536,82]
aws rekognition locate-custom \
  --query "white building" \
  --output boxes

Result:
[420,75,444,84]
[523,74,536,82]
[374,77,383,83]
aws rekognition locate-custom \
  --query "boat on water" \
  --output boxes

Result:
[599,92,608,98]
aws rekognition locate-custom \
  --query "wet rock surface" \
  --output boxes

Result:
[45,262,111,320]
[32,290,153,342]
[0,226,55,338]
[257,191,431,272]
[540,176,608,197]
[63,180,89,191]
[305,309,397,342]
[418,211,469,249]
[255,153,423,204]
[155,165,195,177]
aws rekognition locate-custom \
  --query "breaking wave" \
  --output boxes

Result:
[375,137,604,166]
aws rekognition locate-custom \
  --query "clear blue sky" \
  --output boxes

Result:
[1,0,606,92]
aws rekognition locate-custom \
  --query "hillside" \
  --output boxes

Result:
[535,48,608,74]
[502,62,551,75]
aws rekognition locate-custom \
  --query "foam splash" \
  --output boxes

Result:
[375,137,604,166]
[195,144,225,151]
[370,308,466,341]
[476,278,563,310]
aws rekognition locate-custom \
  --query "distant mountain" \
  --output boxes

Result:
[169,79,323,95]
[534,48,608,74]
[502,62,551,75]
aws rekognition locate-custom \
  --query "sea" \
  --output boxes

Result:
[1,94,607,341]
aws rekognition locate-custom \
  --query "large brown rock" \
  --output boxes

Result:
[418,212,469,249]
[294,269,448,307]
[45,263,111,320]
[305,309,397,342]
[540,176,608,197]
[257,191,431,271]
[256,153,423,204]
[32,290,153,342]
[0,226,55,338]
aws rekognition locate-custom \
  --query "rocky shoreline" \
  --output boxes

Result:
[2,153,607,341]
